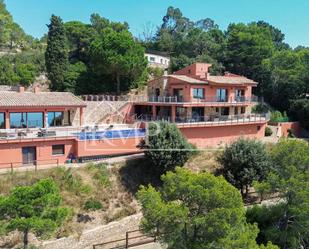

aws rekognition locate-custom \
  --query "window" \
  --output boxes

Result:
[149,56,155,62]
[216,89,228,102]
[235,89,245,102]
[10,112,43,129]
[52,144,65,155]
[0,113,5,129]
[160,58,163,64]
[27,112,43,128]
[48,112,64,127]
[10,113,27,128]
[188,69,191,74]
[193,88,205,99]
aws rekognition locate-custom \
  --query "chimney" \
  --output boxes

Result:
[18,86,25,93]
[34,86,40,94]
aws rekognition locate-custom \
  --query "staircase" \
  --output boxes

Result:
[84,101,129,126]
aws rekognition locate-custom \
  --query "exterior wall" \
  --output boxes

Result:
[148,78,252,103]
[76,137,142,157]
[174,63,212,78]
[180,122,266,148]
[276,122,300,137]
[0,138,76,168]
[145,53,170,69]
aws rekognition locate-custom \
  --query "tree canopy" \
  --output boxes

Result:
[143,121,194,174]
[219,138,271,197]
[138,168,277,249]
[0,178,70,249]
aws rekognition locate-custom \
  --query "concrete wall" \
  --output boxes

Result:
[0,138,76,168]
[180,122,266,148]
[277,122,301,137]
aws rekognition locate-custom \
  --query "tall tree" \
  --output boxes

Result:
[45,15,69,91]
[225,23,275,93]
[0,179,70,249]
[89,27,147,94]
[138,168,277,249]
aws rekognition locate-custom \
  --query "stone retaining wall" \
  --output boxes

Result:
[42,213,142,249]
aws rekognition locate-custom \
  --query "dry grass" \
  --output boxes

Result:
[0,163,139,239]
[0,150,221,242]
[184,150,222,173]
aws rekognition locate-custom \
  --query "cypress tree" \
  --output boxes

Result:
[45,15,68,91]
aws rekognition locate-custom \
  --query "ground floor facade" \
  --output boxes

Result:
[0,135,142,169]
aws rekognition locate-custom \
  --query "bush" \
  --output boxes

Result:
[84,199,103,211]
[265,126,273,136]
[270,111,289,122]
[144,121,194,174]
[218,138,271,197]
[86,163,110,186]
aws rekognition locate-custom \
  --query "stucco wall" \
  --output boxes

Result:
[0,138,76,168]
[180,122,266,148]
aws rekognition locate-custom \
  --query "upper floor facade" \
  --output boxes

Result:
[145,51,170,69]
[146,63,258,105]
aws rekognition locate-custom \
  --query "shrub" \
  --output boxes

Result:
[84,199,103,211]
[270,111,289,122]
[144,121,194,174]
[265,126,273,136]
[218,138,271,197]
[86,163,110,186]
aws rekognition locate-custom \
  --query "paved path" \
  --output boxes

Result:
[0,153,145,175]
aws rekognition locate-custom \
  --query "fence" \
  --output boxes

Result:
[92,229,156,249]
[0,159,60,173]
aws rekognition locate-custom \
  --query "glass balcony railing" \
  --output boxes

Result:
[135,113,269,125]
[146,95,259,103]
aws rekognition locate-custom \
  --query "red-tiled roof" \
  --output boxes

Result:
[207,75,257,85]
[0,91,86,107]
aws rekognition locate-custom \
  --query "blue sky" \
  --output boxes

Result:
[5,0,309,48]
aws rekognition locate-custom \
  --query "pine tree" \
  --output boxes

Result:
[45,15,68,91]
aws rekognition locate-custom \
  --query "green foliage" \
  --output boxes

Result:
[56,167,92,195]
[252,103,271,114]
[253,139,309,248]
[86,163,110,186]
[84,199,103,211]
[144,121,194,174]
[0,179,70,248]
[0,0,35,49]
[289,98,309,128]
[262,49,309,111]
[89,27,147,94]
[225,22,275,84]
[219,138,271,197]
[137,168,277,249]
[270,111,289,122]
[45,15,69,91]
[0,51,44,86]
[264,127,273,137]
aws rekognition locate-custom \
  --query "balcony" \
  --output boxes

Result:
[135,113,269,126]
[145,95,259,104]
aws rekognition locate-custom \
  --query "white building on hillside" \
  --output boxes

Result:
[145,50,170,69]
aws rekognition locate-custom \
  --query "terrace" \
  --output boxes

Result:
[0,124,143,142]
[135,113,269,127]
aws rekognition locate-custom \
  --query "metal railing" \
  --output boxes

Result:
[0,159,60,173]
[93,229,156,249]
[146,95,259,103]
[135,113,269,126]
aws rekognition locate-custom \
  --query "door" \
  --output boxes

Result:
[173,89,184,102]
[22,147,36,165]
